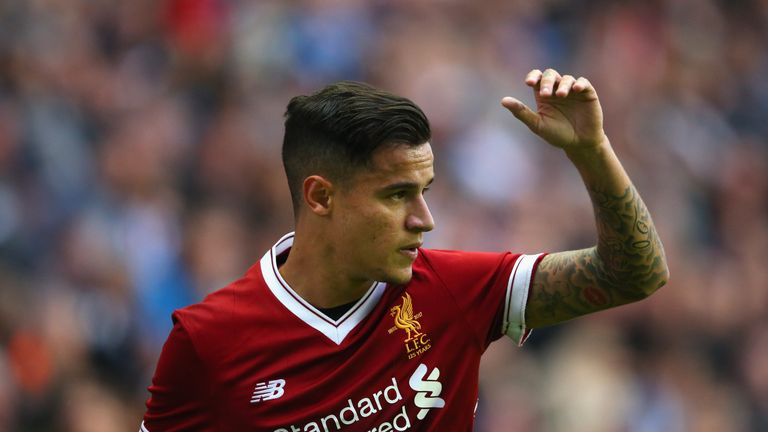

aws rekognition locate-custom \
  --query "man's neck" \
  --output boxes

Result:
[278,233,372,309]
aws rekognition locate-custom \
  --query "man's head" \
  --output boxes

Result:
[282,82,434,285]
[283,81,431,214]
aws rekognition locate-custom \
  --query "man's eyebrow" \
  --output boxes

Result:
[379,178,434,192]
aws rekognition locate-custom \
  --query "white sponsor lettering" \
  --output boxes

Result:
[274,363,446,431]
[274,378,402,432]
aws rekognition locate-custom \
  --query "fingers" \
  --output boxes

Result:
[501,97,539,133]
[555,75,576,97]
[539,69,560,97]
[525,69,542,88]
[572,77,592,93]
[524,68,592,98]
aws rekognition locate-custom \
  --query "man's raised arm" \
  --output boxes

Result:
[502,68,669,328]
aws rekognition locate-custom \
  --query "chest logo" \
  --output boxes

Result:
[389,293,432,359]
[409,363,446,420]
[250,379,286,403]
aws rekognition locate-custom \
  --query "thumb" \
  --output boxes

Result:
[501,97,539,132]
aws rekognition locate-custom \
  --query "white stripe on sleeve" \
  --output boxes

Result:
[503,253,543,346]
[140,421,149,432]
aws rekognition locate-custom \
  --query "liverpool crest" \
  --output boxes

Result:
[389,293,432,359]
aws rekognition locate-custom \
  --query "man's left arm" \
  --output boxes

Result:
[502,68,670,328]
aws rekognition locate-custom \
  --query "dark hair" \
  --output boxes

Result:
[282,81,431,213]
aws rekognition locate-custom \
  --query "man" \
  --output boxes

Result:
[140,69,668,431]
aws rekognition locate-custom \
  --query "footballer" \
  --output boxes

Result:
[140,68,669,431]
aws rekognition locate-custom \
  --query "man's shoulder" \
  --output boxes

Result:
[413,248,522,288]
[416,248,514,269]
[414,248,464,267]
[173,264,265,337]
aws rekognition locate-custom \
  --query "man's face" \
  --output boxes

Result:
[330,142,435,286]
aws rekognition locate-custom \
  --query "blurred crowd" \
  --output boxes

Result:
[0,0,766,430]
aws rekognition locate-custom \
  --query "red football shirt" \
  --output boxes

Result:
[141,233,544,431]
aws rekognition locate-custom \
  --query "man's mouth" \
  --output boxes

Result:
[399,243,422,260]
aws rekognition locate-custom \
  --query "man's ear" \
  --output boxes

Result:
[303,175,334,216]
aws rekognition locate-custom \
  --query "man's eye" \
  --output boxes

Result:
[390,191,407,200]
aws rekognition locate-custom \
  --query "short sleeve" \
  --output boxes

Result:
[419,249,545,349]
[141,316,213,432]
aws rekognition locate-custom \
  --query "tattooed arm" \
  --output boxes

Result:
[525,147,668,327]
[502,69,669,328]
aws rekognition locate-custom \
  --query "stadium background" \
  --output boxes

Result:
[0,0,766,430]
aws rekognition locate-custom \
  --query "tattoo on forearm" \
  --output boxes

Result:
[528,185,668,327]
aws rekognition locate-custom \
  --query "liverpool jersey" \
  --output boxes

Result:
[141,233,544,431]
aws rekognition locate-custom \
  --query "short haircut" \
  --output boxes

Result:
[282,81,431,213]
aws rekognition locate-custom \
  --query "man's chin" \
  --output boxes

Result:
[381,267,414,286]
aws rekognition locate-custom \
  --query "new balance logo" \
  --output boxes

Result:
[408,363,445,420]
[250,379,286,403]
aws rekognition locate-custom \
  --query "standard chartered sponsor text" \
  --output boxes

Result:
[273,377,415,432]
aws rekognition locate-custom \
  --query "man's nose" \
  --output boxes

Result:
[405,196,435,232]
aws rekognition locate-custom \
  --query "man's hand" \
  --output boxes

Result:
[502,68,606,151]
[503,69,670,329]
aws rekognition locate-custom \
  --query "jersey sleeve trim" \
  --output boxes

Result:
[503,253,545,346]
[139,421,149,432]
